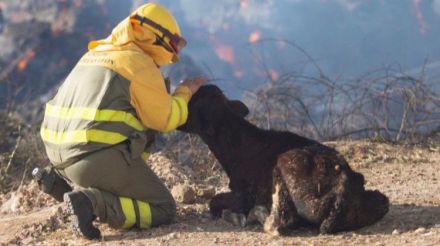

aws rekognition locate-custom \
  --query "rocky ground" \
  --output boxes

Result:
[0,140,439,246]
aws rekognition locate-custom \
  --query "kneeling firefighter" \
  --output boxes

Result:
[36,3,206,239]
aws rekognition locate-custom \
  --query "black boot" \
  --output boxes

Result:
[63,191,101,240]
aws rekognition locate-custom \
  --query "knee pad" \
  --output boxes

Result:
[32,166,73,202]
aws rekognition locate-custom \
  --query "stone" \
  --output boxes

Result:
[414,227,426,234]
[196,186,216,199]
[171,184,196,204]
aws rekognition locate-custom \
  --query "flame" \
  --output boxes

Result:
[51,7,71,36]
[215,44,235,64]
[248,31,261,43]
[412,0,427,35]
[268,69,279,81]
[51,26,64,37]
[16,50,36,72]
[74,0,83,8]
[211,36,235,64]
[240,0,249,9]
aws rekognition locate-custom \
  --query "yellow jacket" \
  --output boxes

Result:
[40,15,191,166]
[87,16,192,132]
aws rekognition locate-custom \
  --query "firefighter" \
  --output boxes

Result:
[39,3,206,239]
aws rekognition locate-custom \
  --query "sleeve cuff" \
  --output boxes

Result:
[172,85,192,103]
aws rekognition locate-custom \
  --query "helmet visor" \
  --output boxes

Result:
[169,35,187,54]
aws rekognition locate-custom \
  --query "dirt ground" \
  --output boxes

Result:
[0,140,439,246]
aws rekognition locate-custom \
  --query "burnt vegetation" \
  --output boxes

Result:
[244,57,440,143]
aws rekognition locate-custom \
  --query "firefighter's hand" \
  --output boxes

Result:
[180,76,208,95]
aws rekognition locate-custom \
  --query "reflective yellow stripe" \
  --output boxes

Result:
[137,200,152,229]
[45,104,145,131]
[174,96,188,125]
[40,127,127,145]
[163,99,181,132]
[141,152,150,161]
[120,197,136,229]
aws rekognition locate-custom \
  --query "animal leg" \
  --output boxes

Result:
[210,192,248,227]
[263,179,301,235]
[264,181,282,235]
[221,209,247,227]
[247,205,270,225]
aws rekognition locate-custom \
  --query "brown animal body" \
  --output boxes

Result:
[179,85,389,234]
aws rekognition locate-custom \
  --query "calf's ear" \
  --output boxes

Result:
[229,100,249,117]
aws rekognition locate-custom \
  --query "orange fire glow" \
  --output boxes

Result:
[74,0,83,8]
[215,44,235,64]
[248,31,261,43]
[51,7,71,36]
[17,50,36,72]
[211,35,235,64]
[240,0,249,9]
[412,0,427,35]
[268,69,279,81]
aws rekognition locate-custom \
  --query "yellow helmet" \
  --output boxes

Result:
[132,3,187,61]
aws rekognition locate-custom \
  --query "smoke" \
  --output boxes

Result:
[179,0,238,33]
[434,0,440,15]
[335,0,363,11]
[237,0,274,28]
[1,0,439,101]
[178,0,276,33]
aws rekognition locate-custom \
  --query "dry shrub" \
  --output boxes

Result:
[0,109,47,194]
[243,64,440,143]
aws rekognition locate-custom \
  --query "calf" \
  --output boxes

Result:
[179,85,389,234]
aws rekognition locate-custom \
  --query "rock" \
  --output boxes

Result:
[341,232,353,239]
[21,237,34,245]
[171,184,196,204]
[392,229,400,235]
[201,211,213,219]
[267,240,283,246]
[414,227,426,234]
[196,186,216,199]
[147,153,194,189]
[166,232,177,240]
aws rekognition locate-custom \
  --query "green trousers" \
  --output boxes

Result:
[58,143,176,229]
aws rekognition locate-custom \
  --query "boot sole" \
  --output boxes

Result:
[63,193,83,237]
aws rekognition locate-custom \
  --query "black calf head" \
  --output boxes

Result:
[179,85,249,135]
